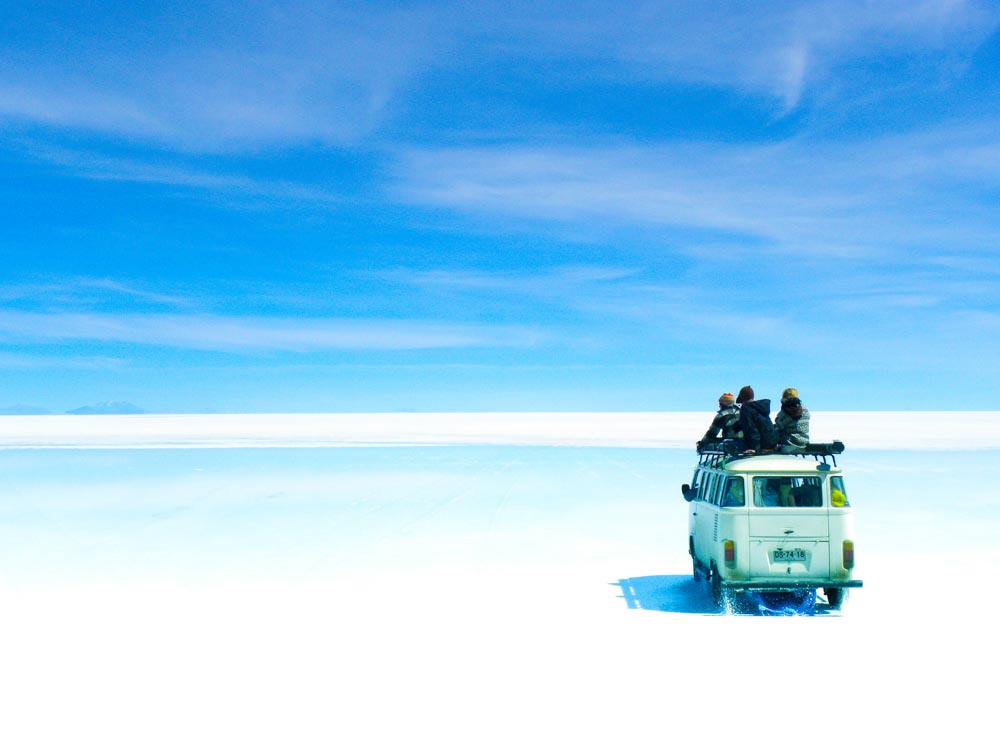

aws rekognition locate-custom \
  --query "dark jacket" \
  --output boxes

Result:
[739,399,777,451]
[703,404,741,441]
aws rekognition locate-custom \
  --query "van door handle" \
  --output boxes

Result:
[784,530,794,534]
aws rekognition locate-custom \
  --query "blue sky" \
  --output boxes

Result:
[2,0,999,413]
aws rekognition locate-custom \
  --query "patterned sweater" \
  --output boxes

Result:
[703,405,741,440]
[776,405,810,449]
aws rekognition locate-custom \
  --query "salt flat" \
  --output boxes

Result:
[2,411,1000,449]
[0,436,997,748]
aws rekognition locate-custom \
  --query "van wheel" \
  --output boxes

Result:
[710,564,726,610]
[824,588,845,609]
[693,558,703,582]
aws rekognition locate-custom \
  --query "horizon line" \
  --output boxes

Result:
[2,411,998,450]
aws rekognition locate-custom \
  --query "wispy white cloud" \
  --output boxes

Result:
[0,84,169,138]
[823,271,1000,315]
[378,265,640,295]
[0,277,193,309]
[21,144,342,204]
[0,2,444,151]
[374,262,814,348]
[477,0,1000,110]
[0,312,545,352]
[923,254,1000,276]
[2,1,995,152]
[949,309,1000,332]
[0,352,127,370]
[371,249,1000,359]
[394,121,1000,257]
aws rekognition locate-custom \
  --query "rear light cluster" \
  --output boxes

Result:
[843,541,855,570]
[723,539,736,567]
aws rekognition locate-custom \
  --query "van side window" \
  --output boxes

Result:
[710,475,724,505]
[830,476,850,507]
[721,477,745,507]
[701,473,717,502]
[752,476,823,507]
[691,469,704,499]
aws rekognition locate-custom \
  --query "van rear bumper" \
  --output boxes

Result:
[720,579,863,592]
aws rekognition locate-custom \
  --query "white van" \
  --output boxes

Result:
[682,442,862,611]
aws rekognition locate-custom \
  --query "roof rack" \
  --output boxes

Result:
[695,439,845,468]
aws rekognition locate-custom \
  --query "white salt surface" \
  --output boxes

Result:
[2,410,999,449]
[1,420,998,749]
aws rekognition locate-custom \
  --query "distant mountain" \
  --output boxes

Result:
[66,401,146,415]
[0,404,51,415]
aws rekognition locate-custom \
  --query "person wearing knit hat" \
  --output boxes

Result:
[701,392,741,444]
[777,388,810,454]
[736,385,778,453]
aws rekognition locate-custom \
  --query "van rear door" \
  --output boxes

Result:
[747,475,830,580]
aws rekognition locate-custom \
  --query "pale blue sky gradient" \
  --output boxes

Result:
[3,1,999,412]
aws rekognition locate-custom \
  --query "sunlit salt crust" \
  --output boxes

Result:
[1,411,997,449]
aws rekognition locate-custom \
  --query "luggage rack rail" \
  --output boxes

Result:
[696,440,845,468]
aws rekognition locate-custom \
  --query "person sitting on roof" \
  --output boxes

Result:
[736,385,779,454]
[702,392,741,445]
[776,387,810,454]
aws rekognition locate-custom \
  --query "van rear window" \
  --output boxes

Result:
[752,476,823,507]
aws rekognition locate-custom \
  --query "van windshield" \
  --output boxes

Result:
[752,476,823,507]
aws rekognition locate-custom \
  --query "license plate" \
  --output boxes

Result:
[773,548,806,562]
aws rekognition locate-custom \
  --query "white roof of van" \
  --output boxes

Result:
[721,454,841,474]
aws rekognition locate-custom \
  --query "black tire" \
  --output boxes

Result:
[824,587,845,609]
[693,558,703,582]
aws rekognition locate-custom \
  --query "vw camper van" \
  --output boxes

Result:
[682,441,862,611]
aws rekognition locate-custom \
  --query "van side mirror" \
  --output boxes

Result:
[682,483,695,502]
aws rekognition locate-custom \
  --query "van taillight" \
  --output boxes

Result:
[724,540,736,567]
[843,541,855,569]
